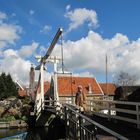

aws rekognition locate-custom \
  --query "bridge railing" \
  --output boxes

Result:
[63,103,129,140]
[86,99,140,129]
[34,99,62,120]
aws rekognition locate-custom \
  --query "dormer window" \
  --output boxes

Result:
[88,83,92,94]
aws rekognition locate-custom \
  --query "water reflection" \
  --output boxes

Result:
[0,118,65,140]
[0,128,26,139]
[0,126,65,140]
[25,127,49,140]
[25,125,65,140]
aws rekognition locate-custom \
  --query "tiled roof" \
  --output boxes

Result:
[18,90,27,97]
[57,76,103,96]
[44,81,50,94]
[99,83,116,95]
[36,81,50,94]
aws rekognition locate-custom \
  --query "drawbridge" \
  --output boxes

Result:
[28,28,140,140]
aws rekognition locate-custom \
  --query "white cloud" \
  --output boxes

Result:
[0,23,22,48]
[73,71,94,77]
[35,70,52,83]
[3,49,18,57]
[0,12,7,23]
[19,42,39,58]
[29,10,34,15]
[53,30,140,84]
[65,8,98,31]
[40,25,52,34]
[0,49,31,86]
[66,5,71,11]
[0,12,21,49]
[0,11,32,86]
[0,11,50,86]
[11,13,16,17]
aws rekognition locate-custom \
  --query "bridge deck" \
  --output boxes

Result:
[85,112,140,140]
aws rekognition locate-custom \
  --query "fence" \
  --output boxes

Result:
[63,103,129,140]
[86,99,140,129]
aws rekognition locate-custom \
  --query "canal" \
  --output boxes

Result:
[0,118,66,140]
[0,126,66,140]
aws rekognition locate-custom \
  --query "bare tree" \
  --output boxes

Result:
[113,71,138,98]
[114,71,137,86]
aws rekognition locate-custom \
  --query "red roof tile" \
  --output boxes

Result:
[36,81,50,94]
[44,81,50,94]
[57,76,103,96]
[99,83,116,95]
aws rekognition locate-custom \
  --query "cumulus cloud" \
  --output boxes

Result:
[40,25,52,34]
[0,12,22,49]
[0,24,22,48]
[0,11,31,86]
[65,8,98,31]
[53,30,140,84]
[0,12,7,22]
[0,11,51,86]
[0,47,50,86]
[3,49,18,57]
[0,49,31,86]
[19,42,39,58]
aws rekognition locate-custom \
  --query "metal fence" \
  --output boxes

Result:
[63,103,129,140]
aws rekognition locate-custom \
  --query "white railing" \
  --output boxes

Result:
[86,99,140,129]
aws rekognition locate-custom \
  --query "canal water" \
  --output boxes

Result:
[0,128,27,140]
[0,117,66,139]
[0,123,66,140]
[0,127,52,140]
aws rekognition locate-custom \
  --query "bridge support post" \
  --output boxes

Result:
[79,115,82,140]
[40,63,44,110]
[136,105,140,129]
[108,102,111,121]
[64,106,68,140]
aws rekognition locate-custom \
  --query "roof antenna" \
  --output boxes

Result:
[106,53,108,95]
[61,32,64,73]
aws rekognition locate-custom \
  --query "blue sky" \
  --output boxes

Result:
[0,0,140,85]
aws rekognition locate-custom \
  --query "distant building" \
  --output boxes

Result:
[121,86,140,96]
[99,83,116,100]
[114,86,140,101]
[15,81,27,97]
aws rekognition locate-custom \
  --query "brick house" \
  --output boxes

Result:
[48,75,104,103]
[99,83,117,100]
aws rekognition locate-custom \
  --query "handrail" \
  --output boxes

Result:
[63,103,129,140]
[88,99,140,105]
[34,99,62,121]
[86,99,140,129]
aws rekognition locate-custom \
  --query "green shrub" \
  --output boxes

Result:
[0,115,16,122]
[22,96,30,104]
[21,116,28,121]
